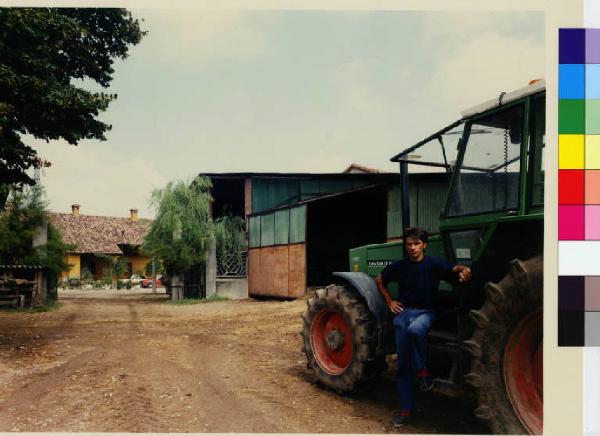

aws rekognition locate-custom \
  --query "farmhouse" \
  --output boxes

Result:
[49,205,152,284]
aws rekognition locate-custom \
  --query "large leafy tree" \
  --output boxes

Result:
[0,8,145,207]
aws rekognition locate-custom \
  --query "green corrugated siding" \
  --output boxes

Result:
[290,205,306,243]
[252,179,270,213]
[387,183,403,238]
[260,214,275,246]
[300,179,320,197]
[249,216,261,248]
[269,180,298,208]
[319,178,352,194]
[250,206,304,247]
[386,181,447,238]
[274,209,290,245]
[252,179,299,212]
[387,211,403,238]
[252,176,387,213]
[415,183,447,233]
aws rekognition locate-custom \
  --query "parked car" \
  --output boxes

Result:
[141,275,162,288]
[119,274,145,287]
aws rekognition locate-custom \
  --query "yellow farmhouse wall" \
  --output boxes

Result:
[131,256,151,276]
[61,254,151,281]
[61,254,81,280]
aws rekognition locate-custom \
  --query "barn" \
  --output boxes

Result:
[205,169,449,299]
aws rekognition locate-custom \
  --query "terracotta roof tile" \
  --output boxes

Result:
[48,213,151,255]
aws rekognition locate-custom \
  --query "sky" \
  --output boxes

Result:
[29,9,545,218]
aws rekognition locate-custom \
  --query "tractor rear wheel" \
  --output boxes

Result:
[465,256,543,435]
[301,284,384,392]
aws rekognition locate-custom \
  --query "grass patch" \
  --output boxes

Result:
[165,294,229,305]
[1,301,63,313]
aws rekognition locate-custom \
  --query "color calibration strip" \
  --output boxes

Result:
[559,28,600,346]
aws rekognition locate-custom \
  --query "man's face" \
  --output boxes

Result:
[405,236,427,262]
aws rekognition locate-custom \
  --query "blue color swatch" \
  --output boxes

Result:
[560,64,585,98]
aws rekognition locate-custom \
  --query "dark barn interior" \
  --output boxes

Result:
[210,178,245,219]
[306,185,388,286]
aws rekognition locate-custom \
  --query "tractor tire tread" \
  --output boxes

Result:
[467,255,542,434]
[301,284,384,393]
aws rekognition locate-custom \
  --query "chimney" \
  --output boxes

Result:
[71,204,80,217]
[130,208,138,222]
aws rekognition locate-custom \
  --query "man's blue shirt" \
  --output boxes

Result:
[380,255,455,309]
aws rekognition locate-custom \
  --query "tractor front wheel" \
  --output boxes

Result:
[301,285,384,392]
[465,256,543,435]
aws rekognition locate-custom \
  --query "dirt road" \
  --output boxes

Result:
[0,289,488,433]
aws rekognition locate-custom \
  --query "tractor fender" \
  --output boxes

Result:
[332,272,390,322]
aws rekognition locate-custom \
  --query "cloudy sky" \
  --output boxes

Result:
[29,9,544,218]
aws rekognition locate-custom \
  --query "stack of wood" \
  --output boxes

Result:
[0,268,41,308]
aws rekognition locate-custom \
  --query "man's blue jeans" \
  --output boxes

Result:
[393,308,436,412]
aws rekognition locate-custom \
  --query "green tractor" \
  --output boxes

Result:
[301,80,545,434]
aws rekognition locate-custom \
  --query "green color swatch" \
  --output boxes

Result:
[559,99,585,133]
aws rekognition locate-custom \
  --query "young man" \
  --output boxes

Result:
[375,227,471,428]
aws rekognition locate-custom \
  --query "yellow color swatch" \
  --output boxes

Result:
[559,134,585,169]
[586,135,600,169]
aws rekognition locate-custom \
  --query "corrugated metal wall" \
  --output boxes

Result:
[386,180,449,238]
[251,177,381,213]
[248,205,306,248]
[250,181,448,244]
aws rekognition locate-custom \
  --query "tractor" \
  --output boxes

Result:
[301,80,545,434]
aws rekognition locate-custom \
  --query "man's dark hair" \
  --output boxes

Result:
[403,227,429,244]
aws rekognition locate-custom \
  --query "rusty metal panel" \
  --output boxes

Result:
[288,243,306,297]
[260,246,275,295]
[244,178,252,215]
[248,248,261,295]
[273,245,289,296]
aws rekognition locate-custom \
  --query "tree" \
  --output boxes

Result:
[0,185,73,294]
[213,210,247,273]
[142,177,214,277]
[214,210,246,255]
[0,8,146,208]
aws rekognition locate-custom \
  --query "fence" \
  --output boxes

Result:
[217,250,248,277]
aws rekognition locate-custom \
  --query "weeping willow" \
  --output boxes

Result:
[214,210,246,263]
[142,176,213,275]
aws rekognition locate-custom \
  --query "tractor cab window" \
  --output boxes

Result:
[447,104,524,217]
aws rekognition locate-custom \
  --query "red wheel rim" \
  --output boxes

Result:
[310,308,353,375]
[504,309,543,435]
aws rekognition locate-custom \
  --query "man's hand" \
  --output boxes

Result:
[375,274,404,315]
[388,300,404,314]
[453,265,472,283]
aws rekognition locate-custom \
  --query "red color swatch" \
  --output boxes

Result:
[559,169,585,204]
